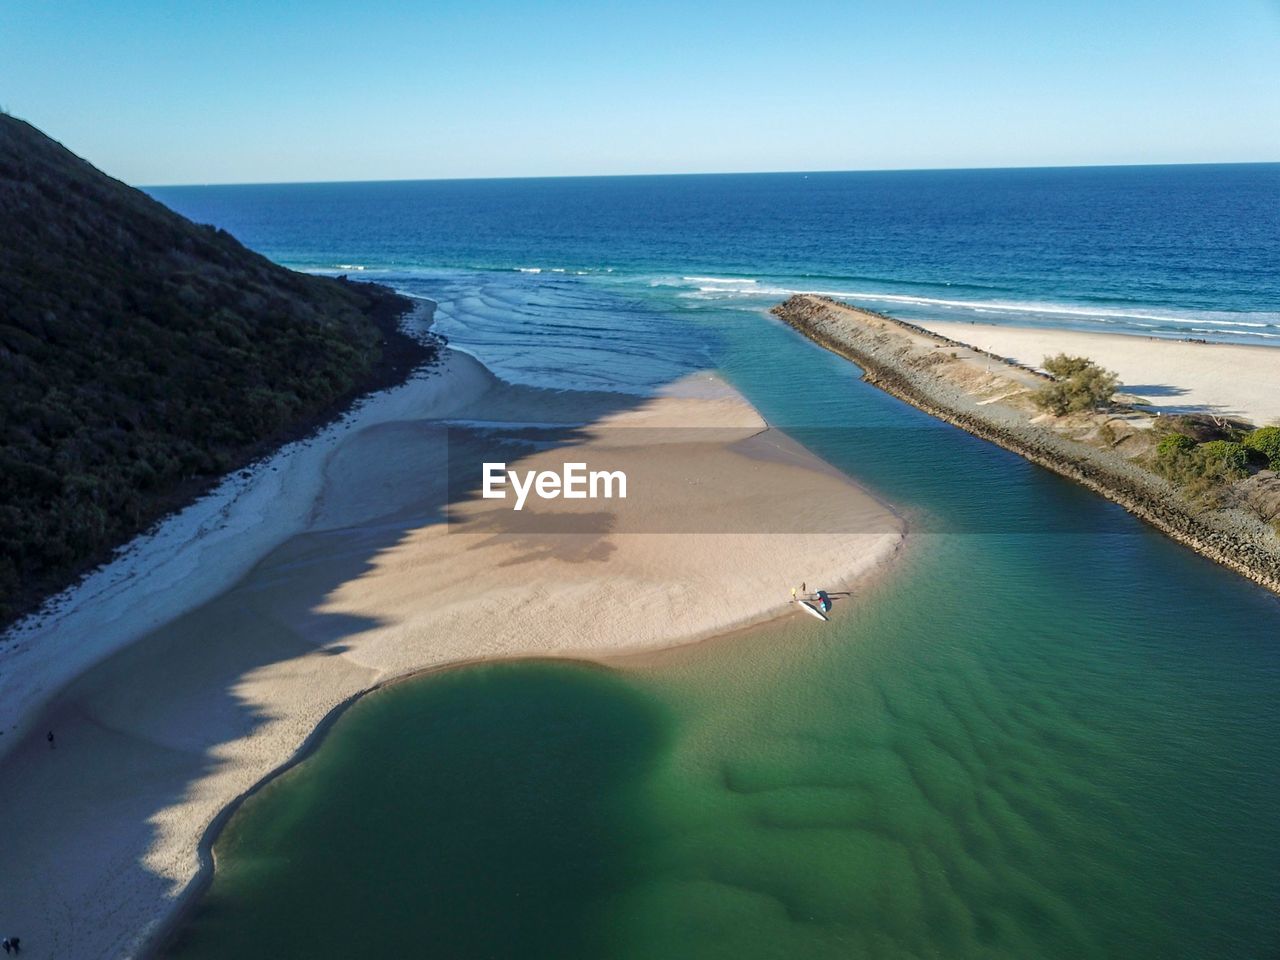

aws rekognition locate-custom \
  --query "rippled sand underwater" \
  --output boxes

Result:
[171,534,1279,960]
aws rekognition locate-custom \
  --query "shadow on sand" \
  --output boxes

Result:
[0,363,663,960]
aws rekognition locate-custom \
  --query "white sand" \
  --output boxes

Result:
[0,334,901,958]
[916,321,1280,427]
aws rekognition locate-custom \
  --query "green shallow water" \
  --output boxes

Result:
[169,538,1280,960]
[169,662,673,958]
[168,296,1280,959]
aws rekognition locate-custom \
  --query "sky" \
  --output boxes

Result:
[2,0,1278,185]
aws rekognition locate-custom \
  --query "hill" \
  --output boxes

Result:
[0,115,434,622]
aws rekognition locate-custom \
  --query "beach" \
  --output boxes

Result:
[0,307,901,959]
[914,321,1280,427]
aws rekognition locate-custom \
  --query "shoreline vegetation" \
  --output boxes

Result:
[772,294,1280,595]
[0,114,436,627]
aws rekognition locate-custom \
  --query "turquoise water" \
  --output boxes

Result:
[161,171,1280,958]
[170,541,1280,958]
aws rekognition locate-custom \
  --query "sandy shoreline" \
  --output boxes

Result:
[0,302,478,752]
[0,312,901,959]
[914,320,1280,427]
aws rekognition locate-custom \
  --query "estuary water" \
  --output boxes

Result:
[153,168,1280,959]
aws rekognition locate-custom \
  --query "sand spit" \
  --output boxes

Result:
[916,320,1280,428]
[772,294,1280,594]
[0,343,900,959]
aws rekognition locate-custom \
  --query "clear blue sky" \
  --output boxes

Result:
[2,0,1278,184]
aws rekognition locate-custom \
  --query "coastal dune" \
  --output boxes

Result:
[915,320,1280,427]
[0,342,900,959]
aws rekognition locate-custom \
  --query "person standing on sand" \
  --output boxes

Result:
[3,936,10,953]
[47,730,54,749]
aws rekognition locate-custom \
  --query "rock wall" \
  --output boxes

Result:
[773,294,1280,595]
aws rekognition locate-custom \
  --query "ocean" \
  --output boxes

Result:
[153,166,1280,959]
[152,164,1280,360]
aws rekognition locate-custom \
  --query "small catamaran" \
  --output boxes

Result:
[795,589,833,622]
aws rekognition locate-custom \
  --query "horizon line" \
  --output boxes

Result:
[139,159,1280,190]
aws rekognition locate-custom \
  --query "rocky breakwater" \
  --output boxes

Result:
[772,294,1280,595]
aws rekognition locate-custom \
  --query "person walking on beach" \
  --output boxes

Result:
[47,730,55,749]
[3,936,11,954]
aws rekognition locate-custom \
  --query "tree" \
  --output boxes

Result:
[1032,354,1120,415]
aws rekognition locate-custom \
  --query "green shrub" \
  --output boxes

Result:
[1198,440,1250,475]
[1152,438,1250,503]
[1243,426,1280,469]
[1156,433,1196,457]
[1033,354,1120,415]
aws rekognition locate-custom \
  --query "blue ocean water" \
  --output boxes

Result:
[152,165,1280,378]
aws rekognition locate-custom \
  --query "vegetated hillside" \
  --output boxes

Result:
[0,114,433,623]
